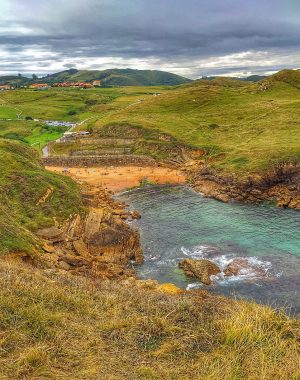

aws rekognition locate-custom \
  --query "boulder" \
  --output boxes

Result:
[112,209,129,216]
[87,226,143,265]
[131,210,141,220]
[36,227,65,242]
[42,242,55,253]
[224,258,267,278]
[58,261,71,271]
[179,258,221,285]
[73,239,90,257]
[59,254,90,268]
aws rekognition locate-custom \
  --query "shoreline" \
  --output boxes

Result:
[46,165,186,192]
[46,161,300,211]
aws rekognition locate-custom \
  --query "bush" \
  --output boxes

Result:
[68,110,77,116]
[209,123,220,129]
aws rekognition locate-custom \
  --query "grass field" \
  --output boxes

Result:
[0,87,171,149]
[0,105,19,119]
[0,262,299,379]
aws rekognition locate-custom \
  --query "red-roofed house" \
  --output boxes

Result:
[29,83,50,90]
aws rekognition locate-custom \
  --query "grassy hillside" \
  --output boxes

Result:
[0,68,191,87]
[1,69,300,174]
[46,68,191,86]
[0,139,83,254]
[0,86,171,149]
[0,262,298,379]
[94,70,300,174]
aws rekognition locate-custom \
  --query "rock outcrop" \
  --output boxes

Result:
[36,185,143,280]
[185,163,300,210]
[179,258,221,285]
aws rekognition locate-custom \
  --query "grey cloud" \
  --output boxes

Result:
[0,0,300,77]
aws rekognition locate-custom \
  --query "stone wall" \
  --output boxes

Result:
[71,148,132,156]
[43,155,158,167]
[78,138,135,146]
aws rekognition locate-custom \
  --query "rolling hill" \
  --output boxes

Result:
[44,68,192,86]
[94,69,300,174]
[0,69,192,87]
[0,75,31,86]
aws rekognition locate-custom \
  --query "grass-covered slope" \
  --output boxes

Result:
[0,68,190,87]
[0,262,299,380]
[31,68,192,86]
[0,139,83,253]
[0,75,31,86]
[95,70,300,174]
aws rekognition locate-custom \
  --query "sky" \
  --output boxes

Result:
[0,0,300,78]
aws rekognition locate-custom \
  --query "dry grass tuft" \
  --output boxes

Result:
[0,262,299,379]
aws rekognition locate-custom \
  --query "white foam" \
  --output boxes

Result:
[181,245,217,259]
[181,245,275,287]
[186,283,202,290]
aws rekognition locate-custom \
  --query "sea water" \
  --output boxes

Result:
[117,186,300,313]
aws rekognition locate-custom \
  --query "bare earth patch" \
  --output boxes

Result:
[46,166,186,192]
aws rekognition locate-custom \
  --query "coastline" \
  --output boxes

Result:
[183,164,300,211]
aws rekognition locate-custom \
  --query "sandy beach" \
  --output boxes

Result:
[46,166,186,192]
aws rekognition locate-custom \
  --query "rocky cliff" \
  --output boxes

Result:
[186,162,300,210]
[35,185,143,279]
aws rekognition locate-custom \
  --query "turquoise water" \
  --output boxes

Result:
[117,186,300,313]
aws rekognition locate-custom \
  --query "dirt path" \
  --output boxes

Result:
[47,166,186,192]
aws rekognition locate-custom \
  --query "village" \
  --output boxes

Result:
[0,79,101,91]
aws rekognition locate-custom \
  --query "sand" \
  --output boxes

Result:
[46,166,186,192]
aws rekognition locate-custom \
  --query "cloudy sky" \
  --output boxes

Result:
[0,0,300,78]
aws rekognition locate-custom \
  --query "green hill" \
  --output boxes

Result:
[95,69,300,174]
[265,69,300,89]
[38,68,192,86]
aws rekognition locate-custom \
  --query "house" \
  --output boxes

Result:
[0,84,13,91]
[29,83,50,90]
[92,80,101,87]
[78,82,92,88]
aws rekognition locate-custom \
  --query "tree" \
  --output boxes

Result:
[32,74,37,80]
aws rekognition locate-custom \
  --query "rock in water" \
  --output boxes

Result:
[131,210,141,219]
[224,258,268,278]
[179,258,221,285]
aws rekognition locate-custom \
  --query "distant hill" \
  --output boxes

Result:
[196,76,248,87]
[36,68,192,86]
[1,68,300,88]
[0,75,31,86]
[241,75,267,82]
[199,75,266,82]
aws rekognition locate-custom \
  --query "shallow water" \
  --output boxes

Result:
[117,186,300,313]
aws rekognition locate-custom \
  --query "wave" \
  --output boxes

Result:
[181,245,279,288]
